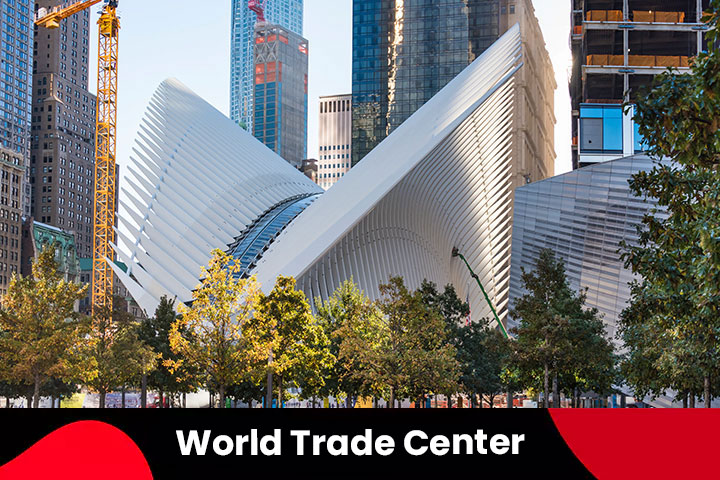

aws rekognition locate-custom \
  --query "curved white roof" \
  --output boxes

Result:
[116,25,522,328]
[256,25,522,325]
[113,78,322,314]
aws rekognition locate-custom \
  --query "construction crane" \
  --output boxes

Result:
[36,0,120,324]
[249,0,267,22]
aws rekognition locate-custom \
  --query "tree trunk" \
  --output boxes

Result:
[506,387,513,409]
[141,374,147,409]
[159,389,164,409]
[447,394,452,409]
[209,392,213,409]
[276,375,283,409]
[690,394,696,408]
[183,393,187,409]
[705,375,711,408]
[682,394,688,409]
[573,387,579,408]
[99,391,106,409]
[50,394,56,409]
[389,387,395,409]
[33,373,41,409]
[543,363,549,408]
[552,372,560,408]
[5,397,9,409]
[219,385,226,409]
[121,386,126,409]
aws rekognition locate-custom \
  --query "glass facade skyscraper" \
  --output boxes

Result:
[0,0,33,217]
[352,0,503,165]
[230,0,303,133]
[253,22,308,168]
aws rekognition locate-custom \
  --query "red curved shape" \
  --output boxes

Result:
[550,410,720,479]
[0,421,152,479]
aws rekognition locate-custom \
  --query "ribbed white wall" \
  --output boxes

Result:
[296,81,515,324]
[116,26,522,328]
[113,78,322,315]
[255,26,523,327]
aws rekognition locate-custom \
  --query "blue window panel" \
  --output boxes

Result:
[603,109,623,152]
[580,106,603,119]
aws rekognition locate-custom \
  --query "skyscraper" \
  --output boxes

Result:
[570,0,709,169]
[317,94,351,190]
[230,0,303,133]
[0,147,25,297]
[253,22,308,167]
[351,0,556,189]
[31,1,97,258]
[0,0,33,218]
[0,0,33,297]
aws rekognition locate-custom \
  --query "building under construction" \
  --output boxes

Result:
[571,0,710,168]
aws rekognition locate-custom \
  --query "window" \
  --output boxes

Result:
[509,5,515,14]
[579,105,623,153]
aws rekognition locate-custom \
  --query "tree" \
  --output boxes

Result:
[511,249,615,408]
[166,249,259,407]
[316,280,384,406]
[0,244,88,408]
[139,296,198,408]
[82,295,156,408]
[456,319,512,408]
[245,275,334,408]
[618,2,720,407]
[370,277,459,408]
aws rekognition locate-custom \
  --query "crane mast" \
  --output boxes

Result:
[93,2,119,322]
[36,0,119,324]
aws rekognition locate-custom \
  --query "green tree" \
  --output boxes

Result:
[0,244,88,408]
[82,296,156,408]
[456,319,512,408]
[139,296,198,407]
[371,277,459,408]
[618,2,720,407]
[245,275,334,408]
[166,249,259,407]
[416,280,469,406]
[511,249,615,408]
[316,280,384,406]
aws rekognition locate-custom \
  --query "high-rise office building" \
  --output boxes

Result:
[352,0,556,188]
[253,22,308,168]
[0,0,33,219]
[570,0,709,168]
[317,94,351,190]
[230,0,303,133]
[30,1,96,258]
[0,147,25,297]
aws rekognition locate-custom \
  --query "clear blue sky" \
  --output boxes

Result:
[92,0,572,180]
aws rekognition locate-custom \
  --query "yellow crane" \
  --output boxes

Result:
[36,0,120,323]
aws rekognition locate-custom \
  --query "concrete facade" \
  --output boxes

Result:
[31,0,97,258]
[317,94,351,190]
[0,148,25,297]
